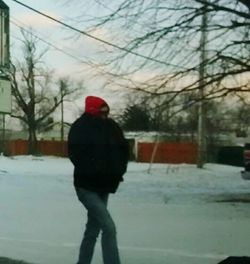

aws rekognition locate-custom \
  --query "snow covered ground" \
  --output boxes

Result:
[0,155,250,264]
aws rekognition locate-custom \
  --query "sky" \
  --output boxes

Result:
[3,0,128,119]
[8,1,85,74]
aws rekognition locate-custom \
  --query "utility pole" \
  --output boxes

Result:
[197,2,208,168]
[60,80,65,143]
[1,113,5,154]
[0,0,10,155]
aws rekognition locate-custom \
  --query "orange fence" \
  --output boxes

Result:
[5,139,68,157]
[6,139,28,155]
[137,142,198,164]
[37,140,68,156]
[5,140,198,164]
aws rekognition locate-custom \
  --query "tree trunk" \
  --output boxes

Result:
[28,123,38,155]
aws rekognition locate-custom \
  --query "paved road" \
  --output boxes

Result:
[1,192,250,264]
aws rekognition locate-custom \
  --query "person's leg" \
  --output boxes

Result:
[76,188,121,264]
[76,188,103,264]
[97,193,121,264]
[77,212,100,264]
[100,213,121,264]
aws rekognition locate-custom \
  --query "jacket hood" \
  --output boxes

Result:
[84,96,109,117]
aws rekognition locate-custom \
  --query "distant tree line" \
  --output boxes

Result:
[119,93,250,142]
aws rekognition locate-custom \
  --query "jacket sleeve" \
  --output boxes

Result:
[68,120,93,170]
[110,119,130,176]
[121,133,130,175]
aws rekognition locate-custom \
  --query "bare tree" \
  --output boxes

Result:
[63,0,250,100]
[230,100,250,137]
[10,30,82,154]
[62,0,250,167]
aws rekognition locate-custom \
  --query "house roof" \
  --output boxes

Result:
[0,0,9,10]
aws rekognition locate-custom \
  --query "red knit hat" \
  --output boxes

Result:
[85,96,110,117]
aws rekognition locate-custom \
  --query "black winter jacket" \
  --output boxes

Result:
[68,113,129,193]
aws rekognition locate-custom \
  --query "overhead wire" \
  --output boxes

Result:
[9,0,187,70]
[10,17,93,66]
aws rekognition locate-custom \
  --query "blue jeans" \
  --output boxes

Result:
[75,188,121,264]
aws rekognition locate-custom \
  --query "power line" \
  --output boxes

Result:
[10,17,93,66]
[9,0,186,69]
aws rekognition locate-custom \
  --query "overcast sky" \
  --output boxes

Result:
[4,0,128,119]
[8,1,100,76]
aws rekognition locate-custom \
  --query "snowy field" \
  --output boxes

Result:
[0,155,250,264]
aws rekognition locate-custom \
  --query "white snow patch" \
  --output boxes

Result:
[0,156,250,264]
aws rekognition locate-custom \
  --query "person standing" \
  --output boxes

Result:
[68,96,129,264]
